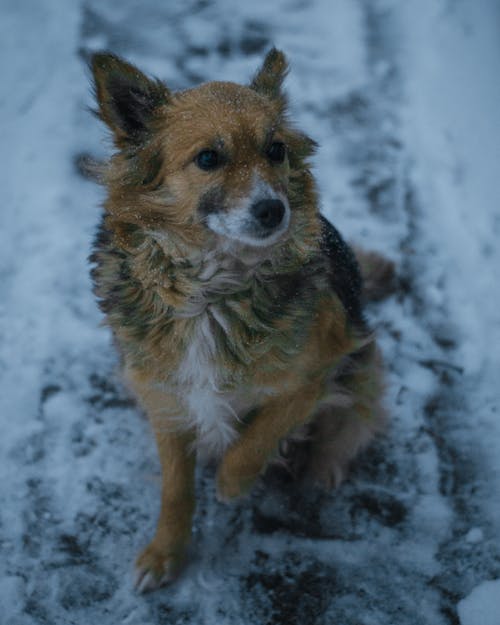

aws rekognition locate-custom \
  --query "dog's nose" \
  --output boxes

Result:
[251,199,285,230]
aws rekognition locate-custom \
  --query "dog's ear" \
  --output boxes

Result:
[250,48,289,102]
[91,53,170,146]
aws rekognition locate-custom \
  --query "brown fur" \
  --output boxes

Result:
[89,49,390,592]
[354,248,397,302]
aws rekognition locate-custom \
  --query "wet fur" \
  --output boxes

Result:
[90,49,390,592]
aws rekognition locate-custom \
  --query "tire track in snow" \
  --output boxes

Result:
[367,4,500,623]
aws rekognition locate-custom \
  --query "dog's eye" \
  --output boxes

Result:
[196,150,220,171]
[267,142,286,164]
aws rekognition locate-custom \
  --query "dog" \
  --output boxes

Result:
[89,48,392,592]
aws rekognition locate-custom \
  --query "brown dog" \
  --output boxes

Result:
[90,49,389,592]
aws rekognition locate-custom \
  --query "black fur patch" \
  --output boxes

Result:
[319,215,365,328]
[92,222,113,250]
[108,81,152,137]
[91,53,169,145]
[197,187,225,218]
[122,148,164,188]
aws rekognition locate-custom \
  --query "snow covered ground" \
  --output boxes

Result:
[1,0,499,623]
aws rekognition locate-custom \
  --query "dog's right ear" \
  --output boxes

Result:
[250,48,289,103]
[91,53,170,146]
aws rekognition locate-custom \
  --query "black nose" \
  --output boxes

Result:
[251,199,285,230]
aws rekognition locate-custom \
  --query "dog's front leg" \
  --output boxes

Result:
[127,376,195,592]
[135,427,195,592]
[216,381,321,501]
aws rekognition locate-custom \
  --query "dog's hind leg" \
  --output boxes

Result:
[305,340,386,489]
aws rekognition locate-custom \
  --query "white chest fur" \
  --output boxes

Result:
[176,311,246,458]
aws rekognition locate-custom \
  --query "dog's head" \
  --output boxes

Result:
[91,49,317,255]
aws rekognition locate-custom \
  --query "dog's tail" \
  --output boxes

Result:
[354,247,397,302]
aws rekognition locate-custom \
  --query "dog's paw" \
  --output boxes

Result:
[134,541,186,593]
[306,454,346,490]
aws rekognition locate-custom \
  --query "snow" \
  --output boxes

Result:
[458,579,500,625]
[398,0,500,526]
[1,0,499,623]
[398,0,500,372]
[465,528,484,545]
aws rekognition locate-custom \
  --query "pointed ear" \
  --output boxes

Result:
[91,53,170,145]
[249,48,289,101]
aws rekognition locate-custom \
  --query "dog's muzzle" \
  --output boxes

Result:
[203,186,290,247]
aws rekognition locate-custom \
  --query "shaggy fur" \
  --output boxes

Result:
[89,49,391,592]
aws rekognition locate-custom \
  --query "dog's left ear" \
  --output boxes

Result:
[91,52,170,147]
[250,48,289,103]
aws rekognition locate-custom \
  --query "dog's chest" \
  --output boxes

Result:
[175,311,256,457]
[167,254,303,456]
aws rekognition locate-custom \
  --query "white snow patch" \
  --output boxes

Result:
[397,0,500,522]
[458,579,500,625]
[465,528,484,545]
